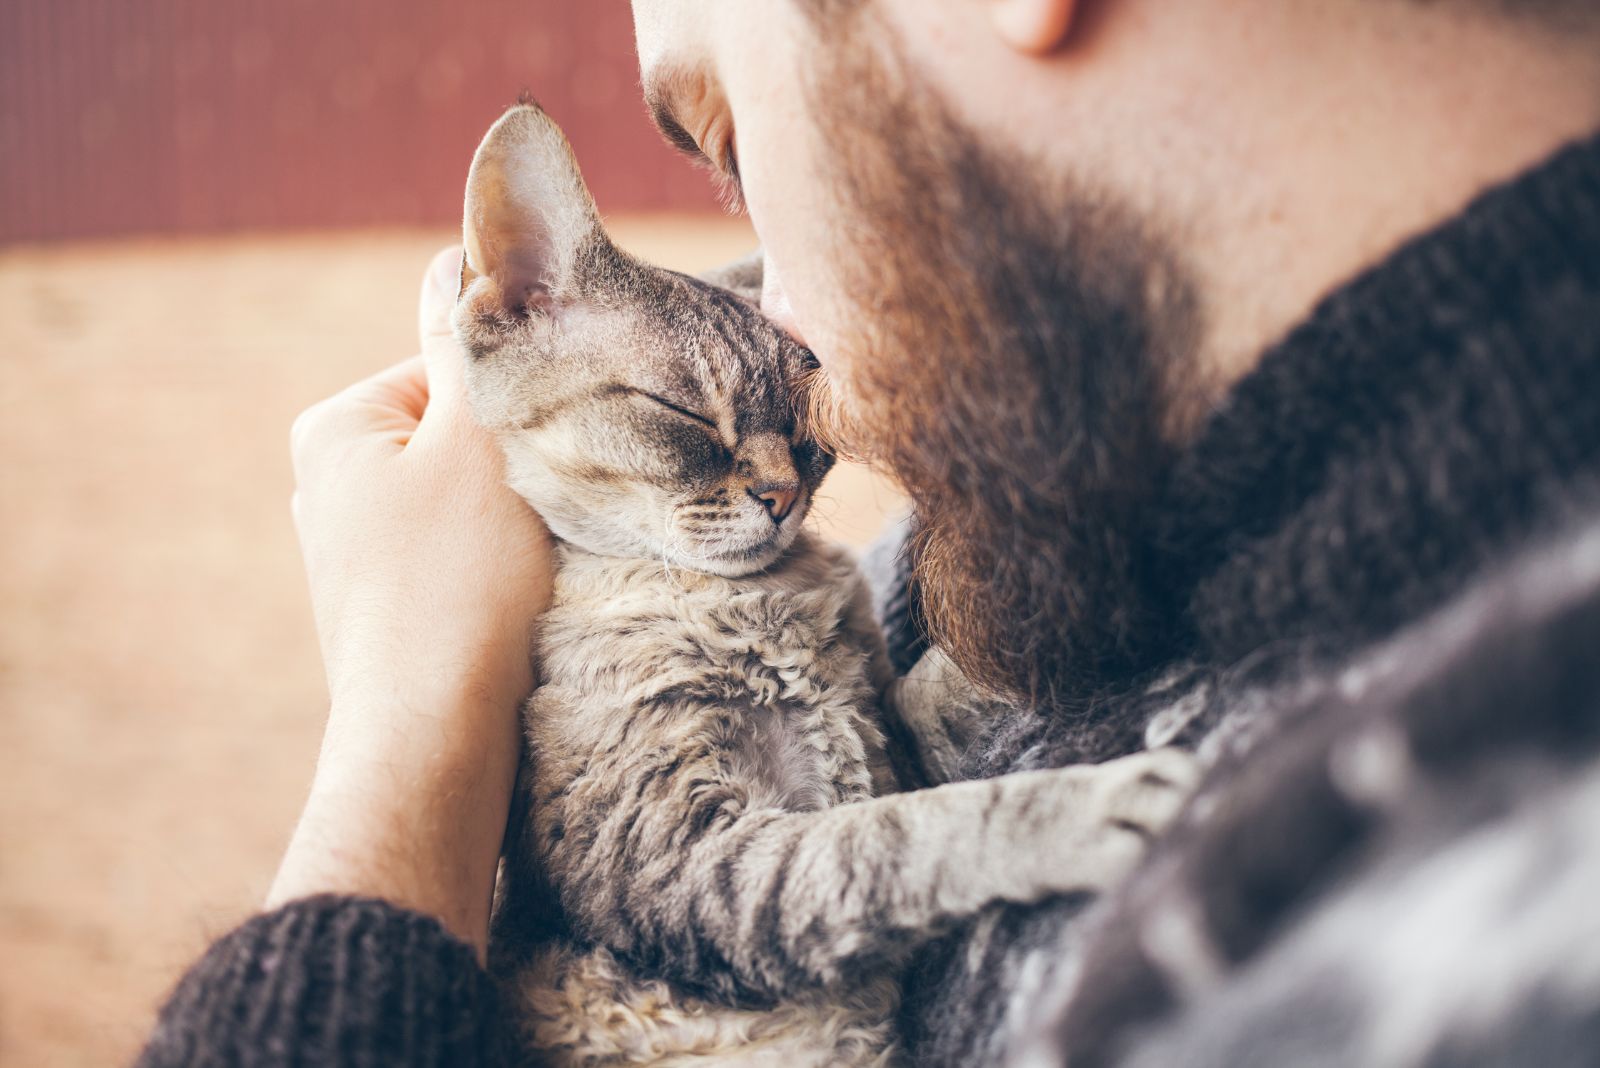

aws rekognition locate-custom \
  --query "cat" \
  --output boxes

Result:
[451,102,1200,1067]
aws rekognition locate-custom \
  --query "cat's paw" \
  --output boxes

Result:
[1023,748,1202,895]
[1086,747,1202,841]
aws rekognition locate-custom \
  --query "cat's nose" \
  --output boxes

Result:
[750,483,799,524]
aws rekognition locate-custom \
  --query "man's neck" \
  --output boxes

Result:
[1185,9,1600,409]
[1154,130,1600,668]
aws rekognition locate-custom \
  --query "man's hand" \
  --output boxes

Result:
[267,247,554,960]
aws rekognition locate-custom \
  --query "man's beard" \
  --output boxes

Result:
[799,31,1202,710]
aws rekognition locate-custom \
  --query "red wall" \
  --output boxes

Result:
[0,0,722,244]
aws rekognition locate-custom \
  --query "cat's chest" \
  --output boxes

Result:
[589,600,873,801]
[718,693,846,811]
[540,551,882,810]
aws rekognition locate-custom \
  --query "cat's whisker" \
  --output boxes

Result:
[659,510,688,592]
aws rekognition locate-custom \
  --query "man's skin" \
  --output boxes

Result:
[272,0,1600,970]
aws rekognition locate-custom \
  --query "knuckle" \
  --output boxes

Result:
[289,396,352,465]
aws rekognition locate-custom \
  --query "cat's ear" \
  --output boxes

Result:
[460,102,610,315]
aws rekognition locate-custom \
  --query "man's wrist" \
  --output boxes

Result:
[266,691,522,959]
[318,681,524,766]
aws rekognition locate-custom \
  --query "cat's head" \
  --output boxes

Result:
[453,103,831,577]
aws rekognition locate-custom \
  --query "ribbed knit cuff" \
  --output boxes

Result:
[136,895,514,1068]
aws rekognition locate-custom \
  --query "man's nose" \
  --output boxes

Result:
[759,253,808,347]
[749,482,799,524]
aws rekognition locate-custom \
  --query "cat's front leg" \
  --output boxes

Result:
[564,745,1201,1004]
[874,747,1203,913]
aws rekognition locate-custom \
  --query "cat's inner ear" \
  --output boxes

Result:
[461,103,607,315]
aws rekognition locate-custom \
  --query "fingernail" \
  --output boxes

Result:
[431,246,464,302]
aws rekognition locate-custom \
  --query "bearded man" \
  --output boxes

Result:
[140,2,1600,1066]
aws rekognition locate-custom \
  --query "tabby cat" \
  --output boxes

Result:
[452,103,1198,1067]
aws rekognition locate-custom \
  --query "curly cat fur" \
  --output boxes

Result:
[519,944,898,1067]
[493,536,1194,1067]
[503,537,903,1066]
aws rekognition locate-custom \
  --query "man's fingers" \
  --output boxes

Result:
[346,353,430,419]
[290,355,429,476]
[419,245,462,342]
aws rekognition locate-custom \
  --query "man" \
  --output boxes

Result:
[139,1,1600,1065]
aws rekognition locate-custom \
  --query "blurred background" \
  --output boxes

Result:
[0,3,903,1064]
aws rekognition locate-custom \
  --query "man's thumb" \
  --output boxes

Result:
[419,245,464,346]
[418,246,468,408]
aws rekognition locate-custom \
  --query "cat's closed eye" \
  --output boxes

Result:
[598,383,718,431]
[633,390,719,431]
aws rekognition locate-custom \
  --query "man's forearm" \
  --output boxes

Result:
[266,691,522,962]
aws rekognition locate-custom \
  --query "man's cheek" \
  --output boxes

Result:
[758,253,808,345]
[751,229,855,376]
[736,122,855,362]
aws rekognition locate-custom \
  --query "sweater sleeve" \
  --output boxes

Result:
[136,894,518,1068]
